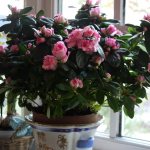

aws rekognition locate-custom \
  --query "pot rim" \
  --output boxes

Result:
[25,114,103,127]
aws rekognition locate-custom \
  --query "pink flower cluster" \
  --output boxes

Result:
[42,41,69,71]
[105,37,120,50]
[101,24,122,36]
[35,26,54,44]
[40,26,54,37]
[52,41,69,63]
[66,26,101,54]
[91,55,104,66]
[54,14,68,24]
[42,55,57,71]
[10,44,19,52]
[90,7,101,17]
[144,14,150,22]
[10,6,20,14]
[86,0,101,5]
[0,46,5,54]
[70,78,83,89]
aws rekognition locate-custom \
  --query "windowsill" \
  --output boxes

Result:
[94,132,150,150]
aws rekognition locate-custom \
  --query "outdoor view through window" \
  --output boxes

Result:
[0,0,24,116]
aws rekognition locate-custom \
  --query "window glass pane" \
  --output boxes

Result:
[100,0,114,19]
[122,89,150,141]
[0,0,24,117]
[0,0,24,16]
[62,0,114,19]
[0,0,24,26]
[97,107,110,134]
[125,0,150,25]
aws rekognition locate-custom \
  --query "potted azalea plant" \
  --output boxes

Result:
[0,0,150,149]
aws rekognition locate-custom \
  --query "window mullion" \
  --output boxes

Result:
[114,0,124,24]
[109,109,120,138]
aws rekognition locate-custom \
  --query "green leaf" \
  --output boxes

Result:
[77,94,87,103]
[137,44,148,53]
[106,52,121,67]
[0,23,12,33]
[123,106,134,118]
[107,96,120,112]
[8,4,11,10]
[65,97,80,111]
[21,16,36,25]
[36,10,45,19]
[117,34,132,40]
[62,92,74,99]
[103,19,119,23]
[97,45,105,58]
[19,43,27,54]
[141,20,150,27]
[96,90,105,105]
[56,83,70,91]
[20,7,32,15]
[134,87,146,98]
[0,87,9,94]
[76,51,89,68]
[116,48,129,55]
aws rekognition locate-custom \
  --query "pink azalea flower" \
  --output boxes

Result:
[10,45,19,52]
[61,52,70,63]
[40,16,46,19]
[65,29,83,48]
[42,55,58,71]
[106,25,118,35]
[36,37,45,44]
[86,0,93,5]
[144,13,150,22]
[0,45,5,53]
[91,55,104,65]
[105,37,119,49]
[27,43,33,49]
[40,26,54,37]
[54,14,68,24]
[130,95,136,102]
[82,26,95,37]
[52,41,67,60]
[80,39,98,53]
[105,72,111,79]
[90,7,101,17]
[95,0,101,5]
[148,63,150,73]
[136,75,145,84]
[70,78,83,89]
[10,6,20,14]
[25,50,31,55]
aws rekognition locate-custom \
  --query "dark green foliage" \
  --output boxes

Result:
[0,2,150,119]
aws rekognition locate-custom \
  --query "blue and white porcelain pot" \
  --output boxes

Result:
[26,113,102,150]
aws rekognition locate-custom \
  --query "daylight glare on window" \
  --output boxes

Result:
[62,0,114,19]
[122,89,150,141]
[125,0,150,25]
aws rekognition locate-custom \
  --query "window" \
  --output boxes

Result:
[122,89,150,141]
[97,107,110,134]
[0,0,24,117]
[62,0,114,19]
[60,1,150,150]
[125,0,150,25]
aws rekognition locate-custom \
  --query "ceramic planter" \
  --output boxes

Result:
[26,114,102,150]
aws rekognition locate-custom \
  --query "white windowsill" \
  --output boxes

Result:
[94,132,150,150]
